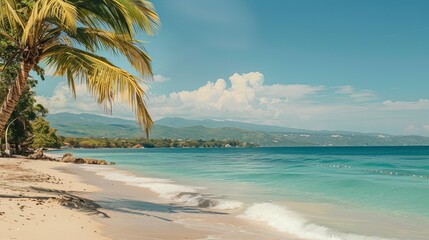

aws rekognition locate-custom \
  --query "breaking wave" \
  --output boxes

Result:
[80,166,242,210]
[240,203,394,240]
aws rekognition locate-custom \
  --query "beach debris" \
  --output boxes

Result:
[56,195,109,218]
[25,186,109,218]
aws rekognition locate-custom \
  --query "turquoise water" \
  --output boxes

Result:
[54,147,429,239]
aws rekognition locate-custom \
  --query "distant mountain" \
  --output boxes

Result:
[47,112,136,126]
[46,112,429,146]
[47,112,139,138]
[46,113,273,141]
[156,117,304,133]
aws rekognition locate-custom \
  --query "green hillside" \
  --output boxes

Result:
[47,113,429,146]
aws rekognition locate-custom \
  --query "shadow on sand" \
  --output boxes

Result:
[28,186,110,218]
[97,198,228,222]
[8,187,228,222]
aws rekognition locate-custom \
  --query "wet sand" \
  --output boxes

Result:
[0,157,292,240]
[64,164,291,240]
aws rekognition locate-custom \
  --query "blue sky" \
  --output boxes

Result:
[35,0,429,135]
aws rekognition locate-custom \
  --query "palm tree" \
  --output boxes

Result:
[0,0,159,138]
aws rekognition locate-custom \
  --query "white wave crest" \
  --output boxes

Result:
[79,165,114,171]
[239,203,394,240]
[172,193,243,210]
[82,167,242,210]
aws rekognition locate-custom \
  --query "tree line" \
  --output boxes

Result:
[62,137,257,149]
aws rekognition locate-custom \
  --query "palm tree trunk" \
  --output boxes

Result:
[0,62,34,137]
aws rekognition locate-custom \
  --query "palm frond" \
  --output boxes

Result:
[0,0,159,137]
[68,0,159,36]
[42,44,153,136]
[70,27,152,77]
[117,0,160,35]
[22,0,77,45]
[0,30,17,43]
[0,0,24,31]
[69,0,134,35]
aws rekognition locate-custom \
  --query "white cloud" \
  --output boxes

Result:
[145,72,391,131]
[153,74,171,83]
[382,99,429,111]
[405,124,429,135]
[34,72,429,136]
[34,83,136,119]
[147,72,329,122]
[405,124,419,134]
[336,85,377,102]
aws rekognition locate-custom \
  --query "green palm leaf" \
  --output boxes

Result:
[43,44,153,137]
[0,0,160,137]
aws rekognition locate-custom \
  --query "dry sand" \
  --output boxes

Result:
[0,158,109,240]
[0,157,291,240]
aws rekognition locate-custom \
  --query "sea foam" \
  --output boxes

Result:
[81,166,243,210]
[240,203,394,240]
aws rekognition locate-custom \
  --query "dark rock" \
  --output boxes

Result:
[197,199,213,208]
[74,158,85,164]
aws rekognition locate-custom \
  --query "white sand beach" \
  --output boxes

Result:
[0,157,292,240]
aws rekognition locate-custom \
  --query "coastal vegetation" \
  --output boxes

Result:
[32,117,62,149]
[62,137,255,149]
[47,113,429,147]
[0,0,160,141]
[0,58,60,153]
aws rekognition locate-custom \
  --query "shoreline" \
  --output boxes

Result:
[47,148,429,240]
[62,162,292,239]
[3,152,429,240]
[0,157,290,240]
[70,161,429,240]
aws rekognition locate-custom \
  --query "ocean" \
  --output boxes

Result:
[53,146,429,240]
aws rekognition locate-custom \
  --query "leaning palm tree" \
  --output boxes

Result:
[0,0,159,137]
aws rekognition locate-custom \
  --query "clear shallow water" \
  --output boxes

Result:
[54,147,429,240]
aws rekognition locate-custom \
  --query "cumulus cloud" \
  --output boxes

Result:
[34,72,429,136]
[153,74,171,83]
[34,83,136,119]
[147,72,329,122]
[145,72,399,134]
[35,72,332,124]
